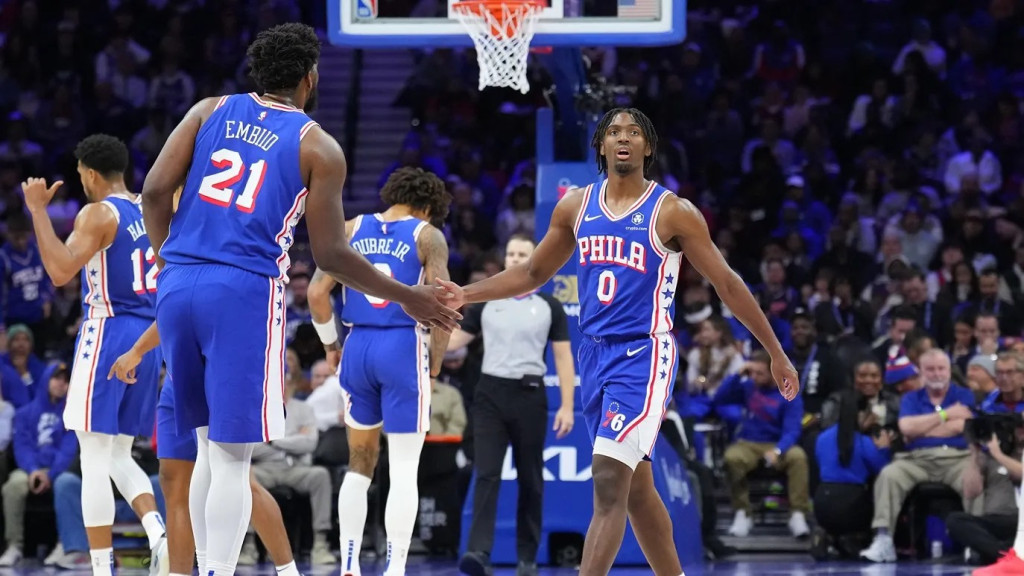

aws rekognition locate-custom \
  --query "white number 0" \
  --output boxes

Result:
[364,263,394,308]
[597,270,617,304]
[197,148,268,213]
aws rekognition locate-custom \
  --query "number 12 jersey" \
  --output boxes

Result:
[161,93,319,280]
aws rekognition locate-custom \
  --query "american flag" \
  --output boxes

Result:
[618,0,659,18]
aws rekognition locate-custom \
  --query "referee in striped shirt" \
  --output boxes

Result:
[449,234,576,576]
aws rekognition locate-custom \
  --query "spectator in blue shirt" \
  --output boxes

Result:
[0,363,76,566]
[717,350,809,540]
[0,325,47,401]
[813,389,893,559]
[860,349,974,563]
[0,215,53,354]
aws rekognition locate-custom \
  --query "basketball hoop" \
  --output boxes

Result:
[451,0,545,94]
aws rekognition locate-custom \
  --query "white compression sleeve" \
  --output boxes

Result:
[191,427,212,574]
[76,431,115,527]
[383,432,425,576]
[203,439,255,576]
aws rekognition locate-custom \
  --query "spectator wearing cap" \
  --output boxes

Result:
[717,350,810,539]
[860,349,974,563]
[0,363,75,566]
[967,354,999,405]
[781,174,832,238]
[884,353,922,395]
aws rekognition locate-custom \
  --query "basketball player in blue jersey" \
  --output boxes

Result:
[20,134,169,576]
[305,166,452,576]
[141,23,460,576]
[440,108,800,576]
[109,321,303,576]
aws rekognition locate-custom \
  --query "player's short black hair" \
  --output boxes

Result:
[380,167,452,221]
[590,107,658,175]
[247,23,320,92]
[74,134,129,178]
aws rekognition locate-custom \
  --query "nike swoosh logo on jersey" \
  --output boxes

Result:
[626,346,648,357]
[584,214,602,222]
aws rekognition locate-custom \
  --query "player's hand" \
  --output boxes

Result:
[770,353,800,402]
[21,178,63,214]
[325,342,342,372]
[435,278,466,310]
[400,284,462,333]
[108,348,143,384]
[553,405,574,439]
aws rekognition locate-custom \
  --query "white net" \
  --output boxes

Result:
[452,1,543,94]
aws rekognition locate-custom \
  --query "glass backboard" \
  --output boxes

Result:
[327,0,684,47]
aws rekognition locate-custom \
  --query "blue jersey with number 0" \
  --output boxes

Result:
[573,180,682,338]
[160,93,319,280]
[341,214,426,328]
[80,194,155,320]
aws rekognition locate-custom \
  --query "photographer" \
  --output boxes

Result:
[812,389,894,559]
[947,352,1024,566]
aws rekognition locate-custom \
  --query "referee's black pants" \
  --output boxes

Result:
[466,374,548,563]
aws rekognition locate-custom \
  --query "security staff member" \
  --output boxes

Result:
[449,234,576,576]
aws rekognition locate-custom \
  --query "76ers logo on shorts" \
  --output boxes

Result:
[602,401,627,432]
[356,0,378,19]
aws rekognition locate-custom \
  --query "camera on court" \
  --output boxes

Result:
[964,412,1023,455]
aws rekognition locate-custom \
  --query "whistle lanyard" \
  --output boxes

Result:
[799,344,818,390]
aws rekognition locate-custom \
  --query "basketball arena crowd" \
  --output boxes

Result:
[0,0,1020,571]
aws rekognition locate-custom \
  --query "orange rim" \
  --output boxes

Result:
[452,0,546,18]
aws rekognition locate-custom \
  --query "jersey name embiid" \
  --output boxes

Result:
[160,93,319,280]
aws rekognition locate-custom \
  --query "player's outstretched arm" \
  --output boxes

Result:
[301,127,461,332]
[141,97,220,265]
[23,179,117,287]
[108,321,160,384]
[663,196,800,401]
[419,225,452,377]
[438,188,584,307]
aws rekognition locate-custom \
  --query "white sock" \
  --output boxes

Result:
[141,511,166,548]
[276,560,300,576]
[196,550,206,576]
[90,547,113,576]
[383,433,425,576]
[338,472,372,576]
[205,439,255,576]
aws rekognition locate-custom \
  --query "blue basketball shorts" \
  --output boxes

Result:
[156,376,197,461]
[156,263,286,443]
[340,325,431,434]
[64,315,160,436]
[578,332,678,458]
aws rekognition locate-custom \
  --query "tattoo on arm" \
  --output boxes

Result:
[422,226,451,376]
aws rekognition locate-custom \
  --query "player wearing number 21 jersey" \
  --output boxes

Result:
[141,23,459,576]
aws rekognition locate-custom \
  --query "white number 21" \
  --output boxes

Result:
[197,148,267,212]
